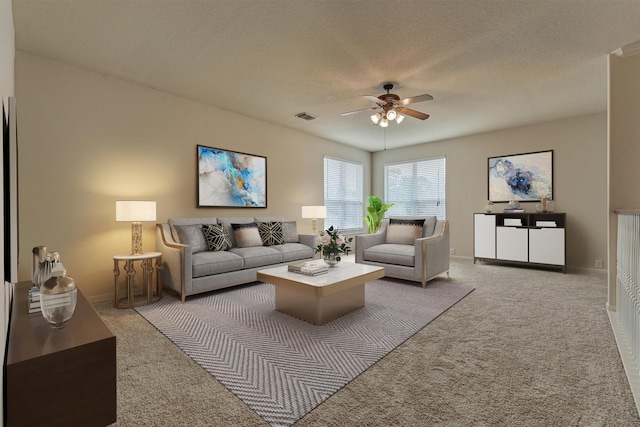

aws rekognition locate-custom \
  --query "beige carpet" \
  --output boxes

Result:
[97,258,640,426]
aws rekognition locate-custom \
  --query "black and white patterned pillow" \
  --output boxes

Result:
[257,222,284,246]
[202,224,231,252]
[232,223,264,248]
[385,218,426,245]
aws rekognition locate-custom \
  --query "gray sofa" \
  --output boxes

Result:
[355,216,450,288]
[156,216,315,301]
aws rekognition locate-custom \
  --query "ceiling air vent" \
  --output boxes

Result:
[295,112,318,121]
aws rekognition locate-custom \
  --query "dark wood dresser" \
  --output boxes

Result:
[5,282,117,426]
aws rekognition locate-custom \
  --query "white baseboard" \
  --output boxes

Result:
[607,308,640,417]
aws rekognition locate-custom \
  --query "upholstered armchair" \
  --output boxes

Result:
[355,216,450,288]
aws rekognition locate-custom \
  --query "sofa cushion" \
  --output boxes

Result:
[389,216,438,237]
[254,216,285,223]
[173,224,208,253]
[169,217,217,241]
[386,218,425,245]
[192,251,244,278]
[269,243,314,262]
[257,221,284,246]
[282,221,299,243]
[202,223,231,251]
[232,223,264,248]
[218,217,254,247]
[228,246,282,269]
[364,243,415,267]
[423,216,437,237]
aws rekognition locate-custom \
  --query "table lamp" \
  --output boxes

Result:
[301,206,326,234]
[116,200,156,255]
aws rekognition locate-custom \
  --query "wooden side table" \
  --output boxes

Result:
[113,251,163,308]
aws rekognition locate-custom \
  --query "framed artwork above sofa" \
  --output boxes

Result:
[197,145,267,208]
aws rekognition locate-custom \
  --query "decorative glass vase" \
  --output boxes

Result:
[40,268,77,328]
[33,260,53,288]
[323,252,341,266]
[485,201,494,213]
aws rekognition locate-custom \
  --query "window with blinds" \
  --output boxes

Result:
[324,157,364,232]
[384,156,446,219]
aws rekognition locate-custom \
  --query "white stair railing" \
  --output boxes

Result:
[616,211,640,373]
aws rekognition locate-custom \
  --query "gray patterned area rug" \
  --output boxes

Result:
[135,278,474,426]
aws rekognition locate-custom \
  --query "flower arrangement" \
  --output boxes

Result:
[315,226,353,261]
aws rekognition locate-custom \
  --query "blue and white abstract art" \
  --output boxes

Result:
[198,145,267,207]
[488,150,553,202]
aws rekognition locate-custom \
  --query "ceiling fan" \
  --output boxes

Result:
[341,83,433,127]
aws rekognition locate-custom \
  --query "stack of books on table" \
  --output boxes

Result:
[28,287,41,314]
[536,220,557,227]
[288,262,328,276]
[503,207,525,213]
[27,287,74,314]
[503,218,523,226]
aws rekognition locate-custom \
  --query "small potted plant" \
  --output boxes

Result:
[315,226,353,266]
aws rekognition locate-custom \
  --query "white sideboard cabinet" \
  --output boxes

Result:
[473,213,566,272]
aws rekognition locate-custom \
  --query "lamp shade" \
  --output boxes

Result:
[116,201,156,222]
[386,109,397,121]
[301,206,326,219]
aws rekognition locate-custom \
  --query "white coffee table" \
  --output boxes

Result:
[257,260,384,325]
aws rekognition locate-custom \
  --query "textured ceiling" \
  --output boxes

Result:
[11,0,640,152]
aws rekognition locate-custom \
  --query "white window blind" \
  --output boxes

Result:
[324,157,363,232]
[384,156,446,219]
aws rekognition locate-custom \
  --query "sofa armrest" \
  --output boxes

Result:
[156,224,192,302]
[416,220,450,286]
[355,231,386,263]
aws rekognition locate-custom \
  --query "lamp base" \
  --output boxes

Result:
[131,222,143,256]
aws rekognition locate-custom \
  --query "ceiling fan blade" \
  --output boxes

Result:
[341,106,379,116]
[399,93,433,105]
[363,95,386,105]
[398,107,430,120]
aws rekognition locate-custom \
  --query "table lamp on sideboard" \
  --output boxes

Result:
[116,200,156,255]
[301,205,326,235]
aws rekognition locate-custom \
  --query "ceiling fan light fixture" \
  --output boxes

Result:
[371,112,382,124]
[380,117,389,128]
[395,114,404,124]
[386,109,397,121]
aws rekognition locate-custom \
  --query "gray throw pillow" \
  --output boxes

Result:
[282,221,299,243]
[202,224,231,251]
[422,216,438,237]
[257,222,284,246]
[232,223,264,248]
[385,218,426,245]
[173,224,208,253]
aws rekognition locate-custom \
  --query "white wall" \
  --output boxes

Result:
[15,51,371,300]
[0,0,13,102]
[372,113,608,270]
[608,52,640,307]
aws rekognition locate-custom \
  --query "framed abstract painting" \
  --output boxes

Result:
[488,150,553,202]
[197,145,267,208]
